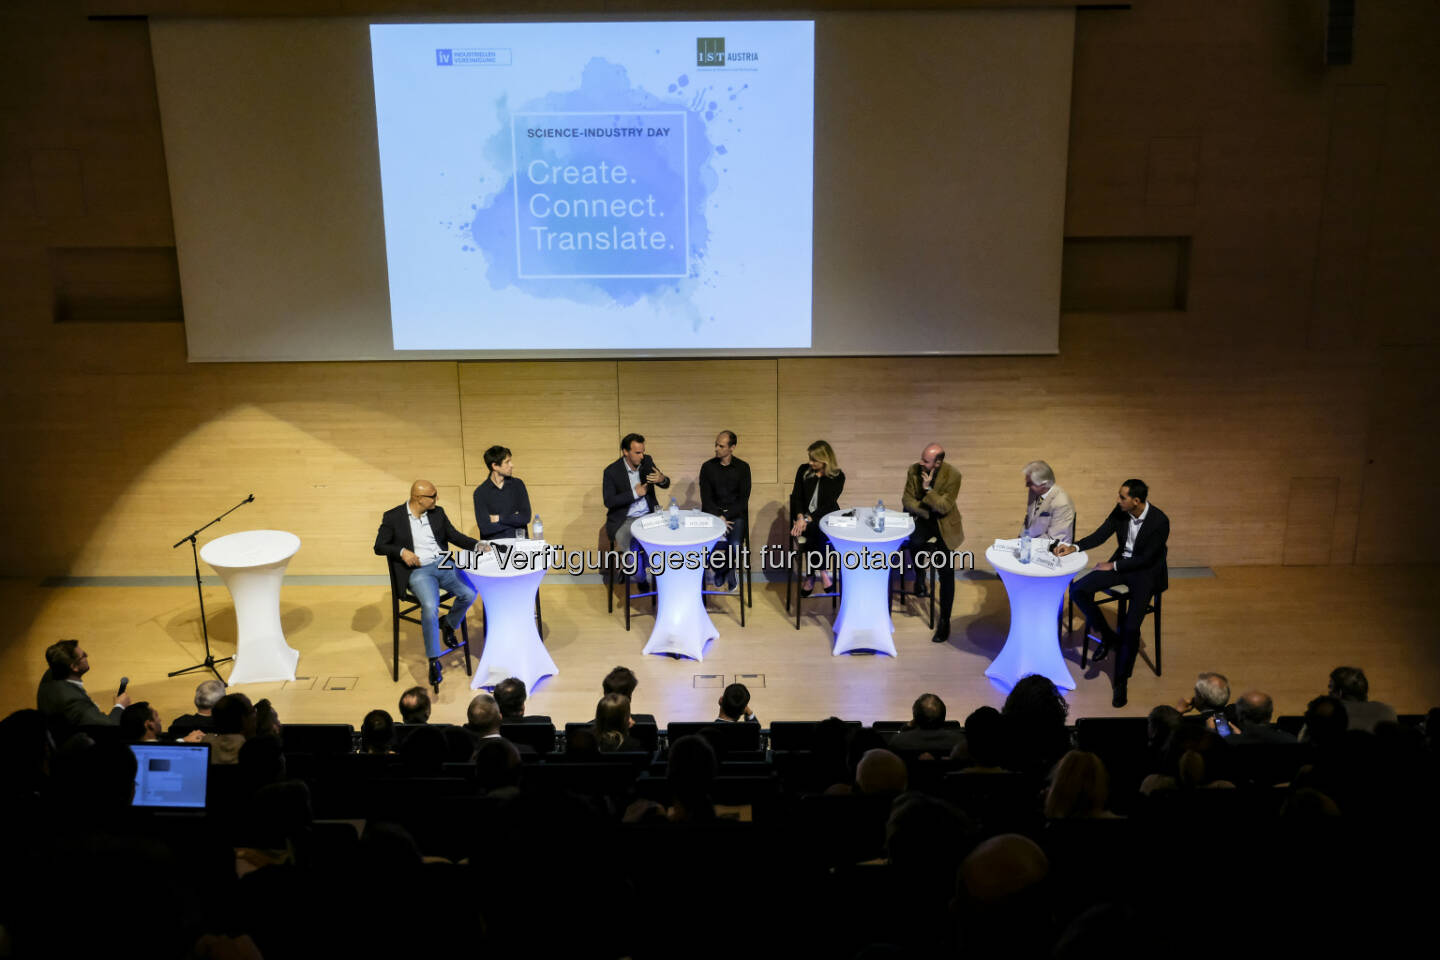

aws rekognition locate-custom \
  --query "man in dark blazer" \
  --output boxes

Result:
[36,639,131,742]
[1056,478,1169,708]
[602,432,670,566]
[887,693,964,754]
[374,479,484,688]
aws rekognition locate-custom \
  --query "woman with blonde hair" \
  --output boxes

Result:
[1044,750,1117,819]
[789,440,845,595]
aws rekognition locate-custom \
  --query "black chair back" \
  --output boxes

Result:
[769,719,862,751]
[666,721,762,755]
[500,721,556,754]
[281,723,355,755]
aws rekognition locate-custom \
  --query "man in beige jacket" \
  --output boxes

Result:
[902,443,964,642]
[1022,460,1076,543]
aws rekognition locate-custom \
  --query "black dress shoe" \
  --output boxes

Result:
[428,658,443,690]
[1111,680,1128,709]
[931,618,951,643]
[441,623,460,649]
[1090,639,1111,662]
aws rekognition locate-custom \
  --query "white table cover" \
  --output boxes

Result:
[463,539,558,691]
[819,508,916,656]
[200,530,301,684]
[630,510,726,660]
[983,542,1089,691]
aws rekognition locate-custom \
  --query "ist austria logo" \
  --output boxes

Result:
[696,38,725,66]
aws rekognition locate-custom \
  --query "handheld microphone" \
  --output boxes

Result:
[117,676,129,697]
[246,493,255,503]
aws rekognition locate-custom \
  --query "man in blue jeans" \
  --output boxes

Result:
[375,479,485,689]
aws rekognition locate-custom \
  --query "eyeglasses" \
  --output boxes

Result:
[416,492,438,500]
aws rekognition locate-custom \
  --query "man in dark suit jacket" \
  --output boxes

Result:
[1227,691,1298,745]
[1056,478,1170,708]
[602,432,670,564]
[887,693,964,754]
[36,639,131,742]
[374,479,484,688]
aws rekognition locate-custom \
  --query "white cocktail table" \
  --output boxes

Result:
[630,510,726,660]
[463,539,557,692]
[200,530,301,684]
[819,508,916,656]
[984,542,1088,692]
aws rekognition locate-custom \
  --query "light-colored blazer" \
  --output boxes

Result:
[1023,485,1076,541]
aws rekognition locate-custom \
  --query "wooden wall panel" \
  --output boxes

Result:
[1283,477,1339,565]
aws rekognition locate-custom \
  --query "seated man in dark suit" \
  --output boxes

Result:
[1227,691,1297,745]
[493,676,551,724]
[36,639,131,742]
[602,433,669,578]
[1055,478,1170,708]
[888,693,964,754]
[374,479,486,689]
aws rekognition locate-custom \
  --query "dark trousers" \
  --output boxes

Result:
[909,520,955,621]
[711,516,747,586]
[1070,568,1157,680]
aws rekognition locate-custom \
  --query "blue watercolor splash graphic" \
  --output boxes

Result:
[466,59,738,324]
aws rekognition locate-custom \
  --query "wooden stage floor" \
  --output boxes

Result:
[2,565,1437,729]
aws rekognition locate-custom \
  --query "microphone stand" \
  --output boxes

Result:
[168,495,254,682]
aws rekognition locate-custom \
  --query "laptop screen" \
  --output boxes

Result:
[130,742,210,809]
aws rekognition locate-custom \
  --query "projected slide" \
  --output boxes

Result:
[369,22,815,351]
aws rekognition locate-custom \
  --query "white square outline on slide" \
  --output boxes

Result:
[510,111,689,279]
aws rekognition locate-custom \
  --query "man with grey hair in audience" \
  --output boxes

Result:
[465,692,503,743]
[166,679,226,738]
[1227,691,1297,745]
[1326,666,1397,733]
[1176,672,1230,723]
[1021,460,1076,543]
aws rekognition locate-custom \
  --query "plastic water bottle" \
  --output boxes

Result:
[875,499,886,532]
[532,514,543,541]
[1020,531,1032,564]
[668,497,680,530]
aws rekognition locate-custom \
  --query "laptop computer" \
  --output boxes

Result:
[129,741,210,810]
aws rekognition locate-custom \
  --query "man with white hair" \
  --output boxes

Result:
[166,679,226,738]
[1177,672,1231,723]
[1021,460,1075,542]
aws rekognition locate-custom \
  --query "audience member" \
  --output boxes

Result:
[1140,725,1235,793]
[495,677,546,723]
[602,666,656,724]
[954,706,1010,772]
[398,686,432,724]
[254,699,282,740]
[564,725,601,759]
[666,734,718,822]
[466,693,503,745]
[715,682,757,723]
[166,679,225,738]
[203,693,255,764]
[1177,671,1230,721]
[1147,704,1182,757]
[954,834,1054,957]
[119,701,162,742]
[855,748,908,796]
[0,709,52,808]
[397,723,446,774]
[595,693,645,752]
[1002,675,1072,776]
[237,734,287,790]
[360,709,396,755]
[1326,666,1398,733]
[443,725,477,762]
[1227,691,1296,745]
[1045,750,1117,819]
[474,737,523,794]
[1300,695,1349,749]
[888,693,963,755]
[35,639,131,740]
